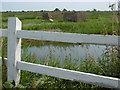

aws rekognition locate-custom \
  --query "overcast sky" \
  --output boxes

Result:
[1,0,119,11]
[1,0,118,2]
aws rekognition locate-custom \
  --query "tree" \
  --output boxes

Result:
[63,8,67,12]
[54,8,60,12]
[109,4,115,11]
[22,10,25,12]
[72,10,76,12]
[40,10,44,12]
[118,1,120,11]
[93,9,97,12]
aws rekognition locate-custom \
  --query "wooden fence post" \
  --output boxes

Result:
[7,17,22,86]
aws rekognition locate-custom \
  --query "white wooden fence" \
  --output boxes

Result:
[0,17,120,88]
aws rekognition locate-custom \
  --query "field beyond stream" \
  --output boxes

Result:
[0,11,120,89]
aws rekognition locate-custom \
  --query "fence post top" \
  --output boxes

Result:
[8,17,22,30]
[8,17,19,19]
[8,17,21,22]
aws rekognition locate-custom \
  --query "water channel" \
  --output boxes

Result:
[22,40,109,64]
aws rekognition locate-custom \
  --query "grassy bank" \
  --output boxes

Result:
[16,46,119,88]
[1,11,119,35]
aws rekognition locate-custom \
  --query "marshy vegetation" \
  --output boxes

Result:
[19,45,119,88]
[0,10,120,88]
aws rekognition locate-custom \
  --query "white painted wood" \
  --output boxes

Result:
[1,17,120,88]
[5,56,120,88]
[17,30,119,46]
[0,58,1,66]
[0,57,7,61]
[17,61,120,89]
[0,57,7,66]
[0,29,8,37]
[7,17,22,86]
[0,36,3,66]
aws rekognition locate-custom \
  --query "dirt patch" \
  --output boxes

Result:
[40,29,61,32]
[23,23,59,26]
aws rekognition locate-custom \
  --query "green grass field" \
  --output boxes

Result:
[1,11,120,89]
[1,11,119,35]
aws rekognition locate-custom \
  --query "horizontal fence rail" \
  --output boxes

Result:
[17,30,119,46]
[0,29,8,37]
[0,17,120,88]
[0,57,7,66]
[17,61,120,88]
[0,29,120,46]
[0,57,2,66]
[1,57,120,88]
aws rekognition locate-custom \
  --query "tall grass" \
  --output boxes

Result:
[16,46,119,88]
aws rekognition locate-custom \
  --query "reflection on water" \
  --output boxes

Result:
[22,43,107,63]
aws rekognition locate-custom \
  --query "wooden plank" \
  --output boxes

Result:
[17,61,120,89]
[17,30,119,46]
[0,57,2,66]
[0,29,8,37]
[0,57,7,66]
[0,38,3,66]
[7,17,22,86]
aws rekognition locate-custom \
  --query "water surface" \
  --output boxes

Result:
[22,42,108,64]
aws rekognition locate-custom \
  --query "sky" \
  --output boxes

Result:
[1,0,118,2]
[1,0,119,11]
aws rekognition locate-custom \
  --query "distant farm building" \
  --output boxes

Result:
[63,12,85,22]
[42,12,63,20]
[42,12,85,22]
[42,13,49,20]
